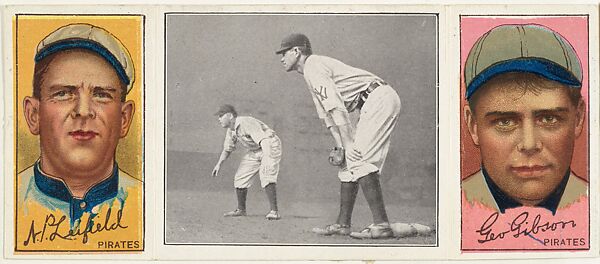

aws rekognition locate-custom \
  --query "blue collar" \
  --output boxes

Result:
[482,167,570,215]
[33,161,120,223]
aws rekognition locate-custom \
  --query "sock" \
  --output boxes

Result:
[236,188,248,211]
[265,183,278,211]
[337,181,358,226]
[358,172,389,224]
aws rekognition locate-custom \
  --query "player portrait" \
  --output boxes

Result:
[14,15,144,252]
[165,13,438,246]
[460,16,589,251]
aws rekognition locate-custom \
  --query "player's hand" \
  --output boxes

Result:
[347,147,362,162]
[211,164,220,177]
[328,147,346,167]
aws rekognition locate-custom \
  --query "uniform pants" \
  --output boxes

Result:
[234,136,282,188]
[338,85,401,182]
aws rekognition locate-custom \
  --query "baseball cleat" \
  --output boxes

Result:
[311,223,351,236]
[223,209,246,217]
[265,210,281,220]
[349,223,394,239]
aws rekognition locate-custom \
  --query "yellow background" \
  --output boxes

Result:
[15,15,144,179]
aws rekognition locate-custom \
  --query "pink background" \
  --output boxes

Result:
[460,16,589,180]
[462,195,589,250]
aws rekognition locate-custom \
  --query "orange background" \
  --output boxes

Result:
[14,15,144,179]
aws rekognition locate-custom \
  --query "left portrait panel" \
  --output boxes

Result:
[14,14,144,252]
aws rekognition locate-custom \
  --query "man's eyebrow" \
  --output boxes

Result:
[533,107,570,115]
[484,108,570,118]
[484,111,520,118]
[47,84,77,91]
[92,86,118,92]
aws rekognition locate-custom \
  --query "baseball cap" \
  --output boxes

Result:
[35,23,135,94]
[464,24,582,99]
[275,33,311,54]
[215,104,237,117]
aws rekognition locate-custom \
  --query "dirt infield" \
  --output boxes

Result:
[165,151,436,245]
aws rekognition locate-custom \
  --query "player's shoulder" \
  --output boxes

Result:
[461,170,498,210]
[305,55,331,70]
[237,116,263,125]
[568,171,588,187]
[306,54,335,65]
[461,170,484,190]
[17,164,36,203]
[236,116,252,125]
[558,171,588,209]
[118,168,142,189]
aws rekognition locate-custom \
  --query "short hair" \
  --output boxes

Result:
[32,49,128,102]
[468,72,582,113]
[297,45,312,56]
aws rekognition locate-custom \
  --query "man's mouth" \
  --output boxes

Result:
[68,130,98,141]
[510,165,551,178]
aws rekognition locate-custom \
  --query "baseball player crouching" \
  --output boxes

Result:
[276,33,401,239]
[211,104,282,220]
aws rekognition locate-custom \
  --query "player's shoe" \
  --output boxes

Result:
[265,210,281,220]
[349,223,394,239]
[223,209,246,217]
[311,224,351,236]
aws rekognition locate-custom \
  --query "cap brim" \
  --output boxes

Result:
[275,46,291,55]
[35,39,131,87]
[466,58,582,99]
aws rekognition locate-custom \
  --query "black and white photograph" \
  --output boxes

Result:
[164,13,438,245]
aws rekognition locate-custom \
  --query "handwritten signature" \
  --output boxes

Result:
[476,212,576,244]
[23,207,128,245]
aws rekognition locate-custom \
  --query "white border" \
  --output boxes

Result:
[0,1,598,263]
[155,4,446,261]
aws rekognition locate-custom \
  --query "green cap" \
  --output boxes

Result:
[464,24,582,99]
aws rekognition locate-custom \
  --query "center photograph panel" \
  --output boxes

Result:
[164,13,438,246]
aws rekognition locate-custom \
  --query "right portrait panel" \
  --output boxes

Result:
[460,16,589,251]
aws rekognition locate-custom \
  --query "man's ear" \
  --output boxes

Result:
[464,105,480,146]
[120,100,135,138]
[574,98,586,138]
[293,47,301,57]
[23,96,40,135]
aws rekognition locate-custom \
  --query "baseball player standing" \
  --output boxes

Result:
[211,104,282,220]
[276,33,401,239]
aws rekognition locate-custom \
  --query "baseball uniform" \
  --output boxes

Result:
[222,116,282,188]
[302,55,401,182]
[16,161,143,249]
[462,169,587,214]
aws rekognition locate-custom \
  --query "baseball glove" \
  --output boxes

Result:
[328,147,346,167]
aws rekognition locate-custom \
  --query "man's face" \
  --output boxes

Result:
[218,113,233,128]
[279,48,299,72]
[24,50,134,176]
[465,81,585,205]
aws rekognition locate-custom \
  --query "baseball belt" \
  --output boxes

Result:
[355,80,387,110]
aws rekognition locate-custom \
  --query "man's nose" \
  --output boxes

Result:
[71,93,96,119]
[517,121,542,155]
